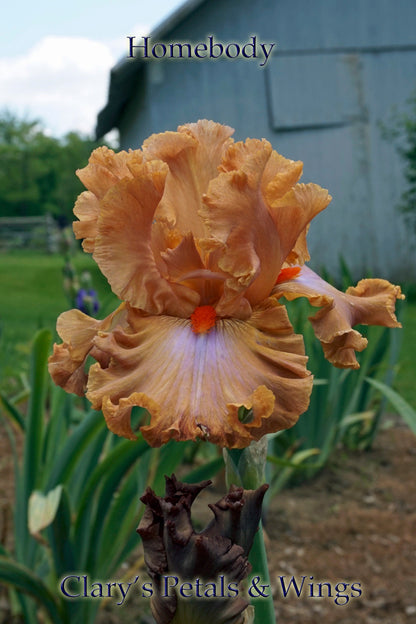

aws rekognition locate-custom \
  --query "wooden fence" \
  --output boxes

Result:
[0,214,60,252]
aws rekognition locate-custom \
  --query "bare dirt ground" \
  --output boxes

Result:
[1,423,415,623]
[267,423,416,624]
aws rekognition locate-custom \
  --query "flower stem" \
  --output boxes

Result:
[248,520,276,624]
[223,441,276,623]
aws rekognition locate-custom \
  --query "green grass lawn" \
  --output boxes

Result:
[0,250,117,393]
[0,251,415,407]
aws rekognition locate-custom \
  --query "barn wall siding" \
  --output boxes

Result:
[117,0,416,281]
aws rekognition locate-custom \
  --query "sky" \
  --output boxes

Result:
[0,0,185,139]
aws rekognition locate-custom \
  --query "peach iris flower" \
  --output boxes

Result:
[48,120,403,448]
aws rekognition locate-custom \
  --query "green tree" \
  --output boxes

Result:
[382,91,416,237]
[54,131,101,224]
[0,112,50,216]
[0,111,107,222]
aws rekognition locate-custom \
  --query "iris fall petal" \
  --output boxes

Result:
[48,303,127,395]
[273,265,404,368]
[85,301,312,448]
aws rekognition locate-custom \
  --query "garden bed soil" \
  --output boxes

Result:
[1,423,415,623]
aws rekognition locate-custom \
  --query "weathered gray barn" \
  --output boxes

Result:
[96,0,416,282]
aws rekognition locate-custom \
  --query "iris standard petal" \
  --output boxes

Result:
[72,191,100,253]
[267,183,332,268]
[73,146,141,252]
[92,159,200,317]
[203,139,281,311]
[143,120,234,239]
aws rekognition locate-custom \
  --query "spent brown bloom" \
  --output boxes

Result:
[137,475,266,624]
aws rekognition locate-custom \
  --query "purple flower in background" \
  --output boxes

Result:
[75,288,99,315]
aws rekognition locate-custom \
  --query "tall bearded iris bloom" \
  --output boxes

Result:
[48,120,403,448]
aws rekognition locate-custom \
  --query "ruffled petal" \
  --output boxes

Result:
[73,147,140,252]
[72,191,100,253]
[48,303,127,395]
[179,120,235,187]
[203,138,330,315]
[268,183,332,267]
[261,149,304,201]
[92,159,199,317]
[219,138,303,201]
[85,301,312,448]
[285,224,311,265]
[76,146,137,198]
[203,140,282,311]
[212,229,261,319]
[161,233,226,306]
[273,265,404,368]
[143,120,234,238]
[219,140,311,266]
